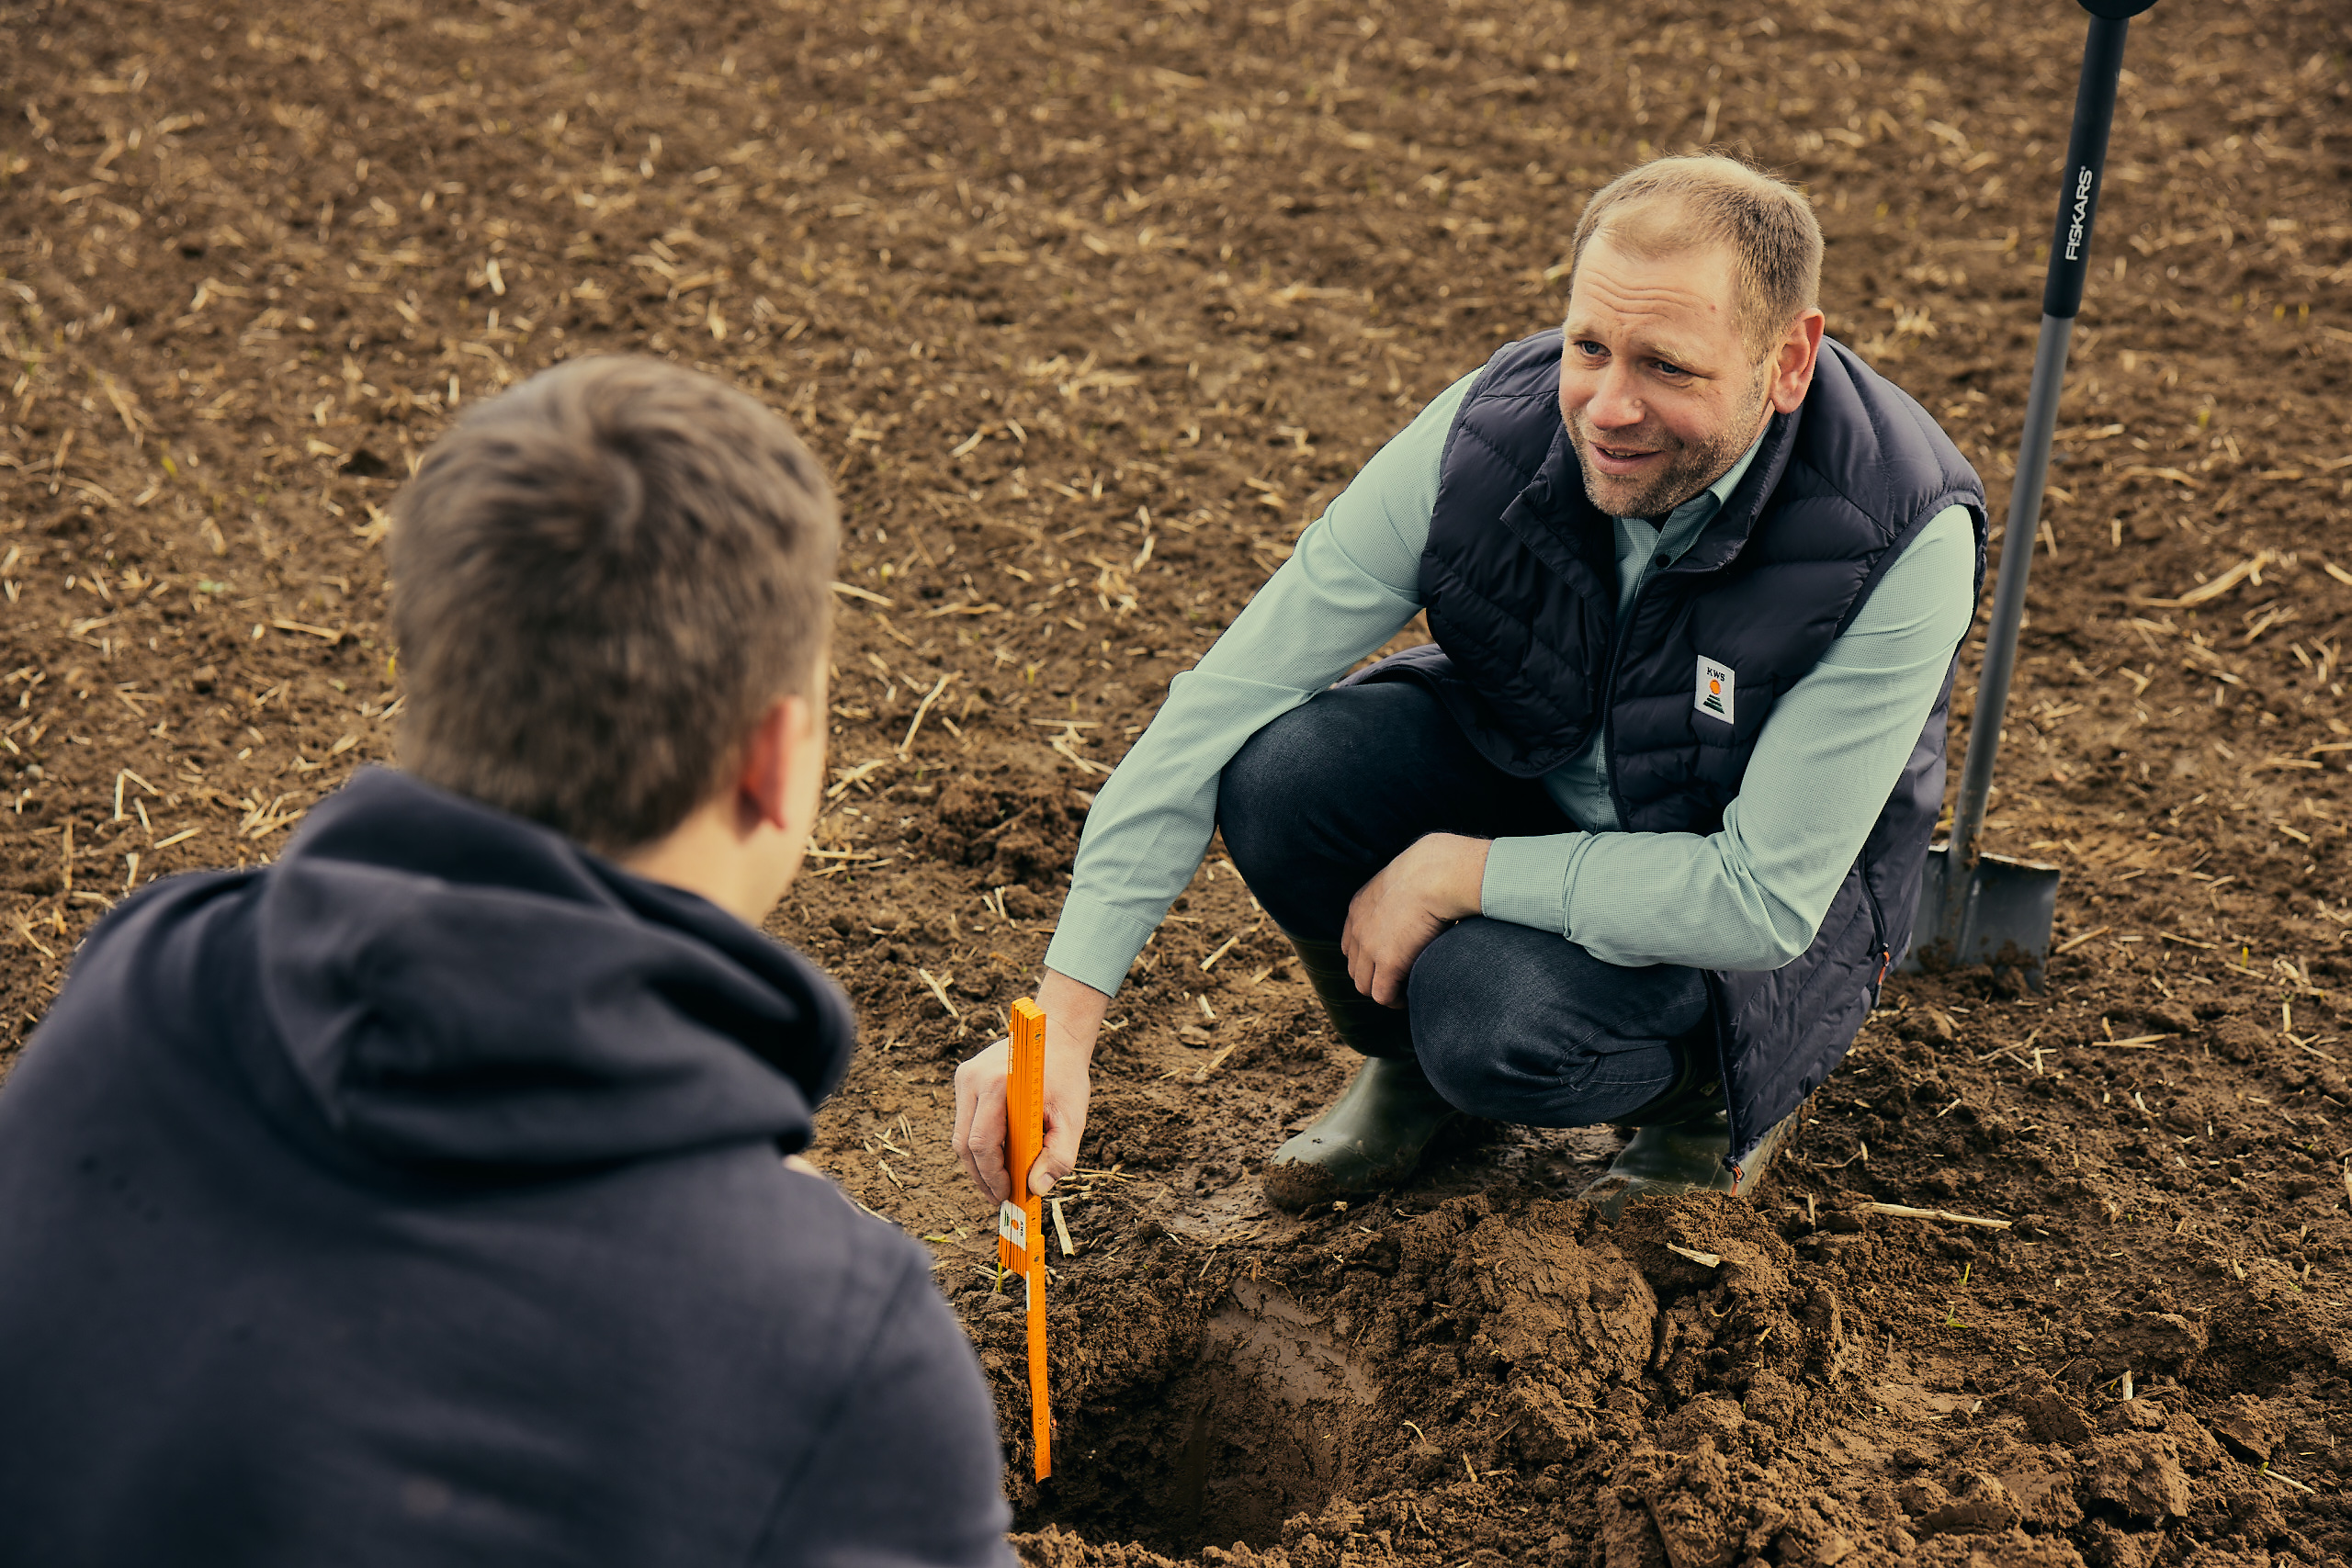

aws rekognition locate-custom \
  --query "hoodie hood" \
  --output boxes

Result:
[253,766,853,1169]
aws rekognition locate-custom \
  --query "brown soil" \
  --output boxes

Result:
[6,1,2352,1563]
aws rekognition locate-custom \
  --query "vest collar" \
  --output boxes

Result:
[1657,403,1805,577]
[1496,423,1602,590]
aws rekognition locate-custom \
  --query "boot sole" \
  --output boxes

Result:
[1260,1114,1461,1212]
[1578,1110,1797,1223]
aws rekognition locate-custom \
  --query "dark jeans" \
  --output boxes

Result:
[1217,682,1710,1128]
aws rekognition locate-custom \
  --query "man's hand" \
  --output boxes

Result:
[1341,832,1489,1008]
[952,968,1107,1202]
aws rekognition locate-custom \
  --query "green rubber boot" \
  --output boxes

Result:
[1262,1055,1459,1211]
[1283,933,1416,1061]
[1607,1031,1724,1133]
[1578,1107,1799,1223]
[1261,936,1456,1211]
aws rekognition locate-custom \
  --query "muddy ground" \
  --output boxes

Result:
[6,0,2352,1562]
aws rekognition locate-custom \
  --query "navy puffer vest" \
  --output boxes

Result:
[1358,330,1985,1169]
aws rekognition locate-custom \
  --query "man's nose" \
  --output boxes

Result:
[1584,364,1645,430]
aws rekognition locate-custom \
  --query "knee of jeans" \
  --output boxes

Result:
[1415,1019,1541,1122]
[1216,755,1281,877]
[1410,1013,1484,1115]
[1216,713,1322,870]
[1408,940,1510,1117]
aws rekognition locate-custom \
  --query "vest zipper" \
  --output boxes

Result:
[1859,850,1893,995]
[1597,529,1696,827]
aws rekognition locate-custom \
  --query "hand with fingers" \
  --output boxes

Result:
[1340,832,1490,1008]
[953,967,1107,1202]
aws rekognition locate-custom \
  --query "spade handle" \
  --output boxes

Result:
[1939,8,2145,941]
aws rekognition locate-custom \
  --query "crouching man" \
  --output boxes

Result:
[956,155,1984,1215]
[0,359,1012,1566]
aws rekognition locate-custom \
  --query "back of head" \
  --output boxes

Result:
[390,356,838,855]
[1569,153,1824,352]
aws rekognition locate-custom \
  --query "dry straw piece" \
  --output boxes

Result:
[1862,1202,2013,1232]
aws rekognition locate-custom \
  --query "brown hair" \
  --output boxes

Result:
[1568,154,1824,352]
[389,355,839,854]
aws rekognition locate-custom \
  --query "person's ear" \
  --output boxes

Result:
[736,697,799,833]
[1769,309,1826,414]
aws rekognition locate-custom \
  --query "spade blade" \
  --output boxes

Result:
[1903,844,2063,987]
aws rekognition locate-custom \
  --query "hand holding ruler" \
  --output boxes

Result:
[994,997,1052,1482]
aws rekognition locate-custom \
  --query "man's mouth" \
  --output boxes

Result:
[1589,441,1660,474]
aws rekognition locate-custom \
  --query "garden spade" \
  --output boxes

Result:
[1907,0,2162,983]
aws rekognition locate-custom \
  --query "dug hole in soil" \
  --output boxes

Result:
[6,1,2352,1565]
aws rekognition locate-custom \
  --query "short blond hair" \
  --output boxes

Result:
[1568,154,1823,353]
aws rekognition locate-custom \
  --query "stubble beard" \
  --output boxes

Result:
[1570,368,1774,523]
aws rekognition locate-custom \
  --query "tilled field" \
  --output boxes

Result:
[6,0,2352,1562]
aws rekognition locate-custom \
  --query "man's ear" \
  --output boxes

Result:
[1769,308,1827,414]
[735,697,803,833]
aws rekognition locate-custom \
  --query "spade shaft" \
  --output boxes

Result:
[1927,2,2155,969]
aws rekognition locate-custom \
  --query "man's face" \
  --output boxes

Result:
[1557,235,1774,522]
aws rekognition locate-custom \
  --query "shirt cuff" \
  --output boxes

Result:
[1041,888,1164,998]
[1478,833,1580,934]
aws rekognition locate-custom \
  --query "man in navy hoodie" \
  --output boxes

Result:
[0,357,1014,1566]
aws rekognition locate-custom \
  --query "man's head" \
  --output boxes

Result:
[1557,154,1826,520]
[390,356,839,912]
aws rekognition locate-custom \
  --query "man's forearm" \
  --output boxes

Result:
[1041,372,1476,997]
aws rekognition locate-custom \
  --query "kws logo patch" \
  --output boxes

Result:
[1695,656,1735,724]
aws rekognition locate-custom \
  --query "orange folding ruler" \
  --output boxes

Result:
[996,997,1052,1481]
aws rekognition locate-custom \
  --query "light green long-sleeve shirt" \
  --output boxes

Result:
[1043,370,1976,997]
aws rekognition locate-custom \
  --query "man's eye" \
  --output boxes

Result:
[1653,360,1690,378]
[1574,341,1607,358]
